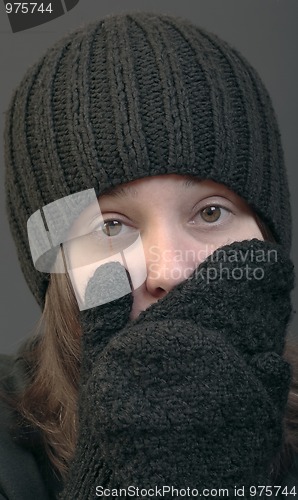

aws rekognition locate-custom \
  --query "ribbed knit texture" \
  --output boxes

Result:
[4,11,292,308]
[60,239,294,499]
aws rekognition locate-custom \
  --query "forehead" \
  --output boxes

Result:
[99,174,237,200]
[98,175,255,221]
[100,175,199,198]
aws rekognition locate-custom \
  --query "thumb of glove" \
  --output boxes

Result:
[79,261,133,379]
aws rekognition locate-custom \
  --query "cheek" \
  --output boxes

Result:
[67,264,95,310]
[185,217,264,265]
[231,216,264,241]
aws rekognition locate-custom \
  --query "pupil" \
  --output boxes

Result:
[103,220,122,236]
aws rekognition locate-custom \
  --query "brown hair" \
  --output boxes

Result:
[13,271,82,478]
[5,216,298,480]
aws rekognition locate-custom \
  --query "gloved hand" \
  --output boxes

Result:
[60,239,295,499]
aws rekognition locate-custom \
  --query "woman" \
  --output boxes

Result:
[1,11,297,499]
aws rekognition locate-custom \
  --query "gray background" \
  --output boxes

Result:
[0,0,297,354]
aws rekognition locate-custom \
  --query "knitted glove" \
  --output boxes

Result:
[60,239,294,499]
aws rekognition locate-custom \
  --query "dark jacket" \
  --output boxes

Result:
[1,353,298,499]
[0,353,62,499]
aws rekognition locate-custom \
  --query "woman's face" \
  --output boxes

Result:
[64,174,263,319]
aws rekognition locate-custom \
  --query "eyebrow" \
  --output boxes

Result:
[101,177,202,199]
[101,185,139,199]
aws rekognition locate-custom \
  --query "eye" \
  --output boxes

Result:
[102,219,123,237]
[91,217,137,241]
[87,216,138,254]
[200,206,222,223]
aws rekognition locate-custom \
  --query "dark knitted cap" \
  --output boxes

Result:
[4,11,292,308]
